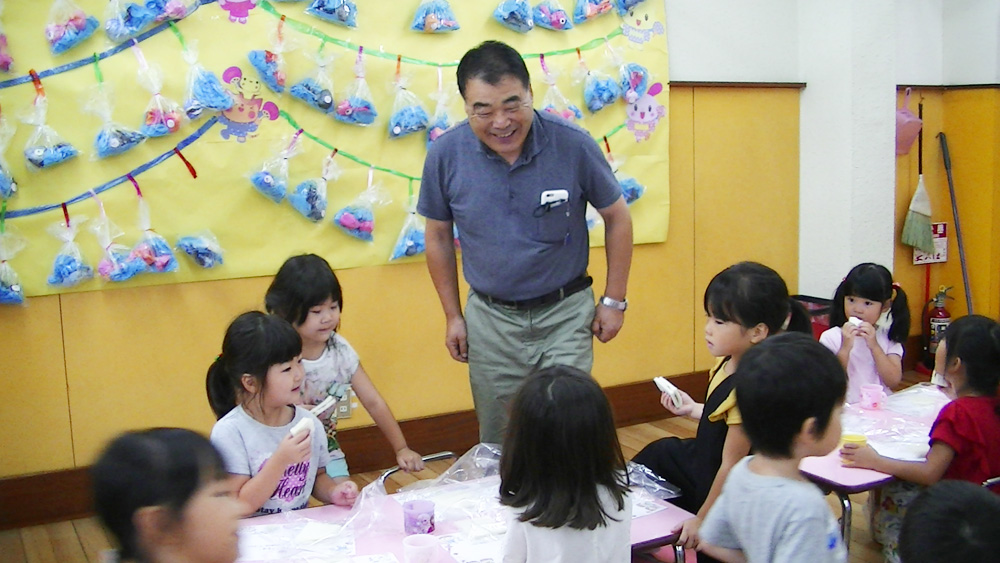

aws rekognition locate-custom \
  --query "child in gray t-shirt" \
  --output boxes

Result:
[700,333,848,563]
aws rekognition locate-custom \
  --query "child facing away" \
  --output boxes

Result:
[898,480,1000,563]
[265,254,424,484]
[206,311,358,515]
[840,314,1000,563]
[699,332,848,563]
[499,365,632,563]
[91,428,244,563]
[819,262,910,403]
[631,261,811,553]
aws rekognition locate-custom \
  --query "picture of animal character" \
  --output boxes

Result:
[218,66,279,142]
[625,82,665,142]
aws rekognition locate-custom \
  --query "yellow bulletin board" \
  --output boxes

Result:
[0,0,668,299]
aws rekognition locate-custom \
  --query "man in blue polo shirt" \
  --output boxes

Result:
[418,40,633,444]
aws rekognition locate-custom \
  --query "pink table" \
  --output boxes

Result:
[238,477,696,562]
[798,383,950,552]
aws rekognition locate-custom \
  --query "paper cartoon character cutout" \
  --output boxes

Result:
[218,0,259,24]
[625,82,665,142]
[218,66,279,142]
[621,5,664,45]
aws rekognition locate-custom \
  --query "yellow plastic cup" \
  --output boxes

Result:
[840,433,867,464]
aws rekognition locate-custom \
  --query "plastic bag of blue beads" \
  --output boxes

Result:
[176,231,224,268]
[389,212,426,260]
[103,0,157,43]
[388,84,428,139]
[182,45,233,120]
[248,130,303,203]
[411,0,460,33]
[45,0,99,55]
[21,97,79,171]
[289,152,339,222]
[306,0,357,28]
[290,49,337,115]
[494,0,533,32]
[47,215,93,287]
[0,226,26,305]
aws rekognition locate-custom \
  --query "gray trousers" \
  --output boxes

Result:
[464,287,595,444]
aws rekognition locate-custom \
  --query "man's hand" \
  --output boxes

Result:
[445,315,468,362]
[591,305,624,343]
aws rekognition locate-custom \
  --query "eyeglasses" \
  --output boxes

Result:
[468,100,533,121]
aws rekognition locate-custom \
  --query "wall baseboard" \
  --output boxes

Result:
[0,371,706,531]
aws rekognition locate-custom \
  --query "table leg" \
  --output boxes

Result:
[837,491,852,554]
[673,544,685,563]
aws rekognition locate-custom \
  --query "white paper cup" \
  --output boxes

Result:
[403,534,438,563]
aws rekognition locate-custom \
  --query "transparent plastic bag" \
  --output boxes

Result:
[332,168,390,242]
[613,0,645,16]
[411,0,459,33]
[290,48,336,115]
[619,61,650,103]
[136,64,185,138]
[539,55,583,122]
[306,0,357,28]
[249,130,302,203]
[388,75,428,139]
[0,224,26,305]
[289,151,340,222]
[47,214,93,287]
[182,45,233,120]
[389,212,426,260]
[46,0,99,55]
[494,0,533,33]
[85,85,146,159]
[90,205,146,283]
[176,230,224,268]
[128,193,177,273]
[573,53,620,113]
[149,0,199,22]
[533,0,573,30]
[104,0,158,43]
[572,0,614,25]
[248,49,286,94]
[617,172,644,204]
[334,49,377,126]
[0,115,17,199]
[0,2,14,73]
[20,96,79,171]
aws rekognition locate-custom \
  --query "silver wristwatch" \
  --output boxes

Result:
[600,296,628,311]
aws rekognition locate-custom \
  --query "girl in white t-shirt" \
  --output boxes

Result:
[266,254,423,491]
[819,263,910,403]
[206,311,356,514]
[499,365,632,563]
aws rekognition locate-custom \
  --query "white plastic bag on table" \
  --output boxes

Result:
[47,213,93,287]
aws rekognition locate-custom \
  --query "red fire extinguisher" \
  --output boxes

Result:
[922,285,953,369]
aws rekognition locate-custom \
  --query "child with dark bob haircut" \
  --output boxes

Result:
[91,428,243,563]
[700,333,848,563]
[899,480,1000,563]
[499,365,631,562]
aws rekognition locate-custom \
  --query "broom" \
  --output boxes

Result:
[901,98,934,253]
[901,173,934,252]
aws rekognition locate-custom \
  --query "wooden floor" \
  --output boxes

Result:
[0,415,889,563]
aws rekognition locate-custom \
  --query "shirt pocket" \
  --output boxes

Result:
[531,203,572,243]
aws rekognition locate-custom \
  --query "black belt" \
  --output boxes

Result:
[476,276,593,310]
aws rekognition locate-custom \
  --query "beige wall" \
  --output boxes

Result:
[0,87,804,478]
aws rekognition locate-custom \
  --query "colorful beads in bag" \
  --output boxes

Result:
[148,0,199,21]
[176,232,224,268]
[538,55,582,122]
[290,152,339,222]
[104,0,158,43]
[98,246,147,281]
[86,85,146,159]
[533,1,573,30]
[46,0,99,55]
[249,130,302,203]
[389,213,426,260]
[335,48,377,126]
[306,0,357,28]
[572,0,613,24]
[494,0,533,33]
[411,0,459,33]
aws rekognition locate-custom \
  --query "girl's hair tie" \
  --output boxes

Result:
[891,282,901,291]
